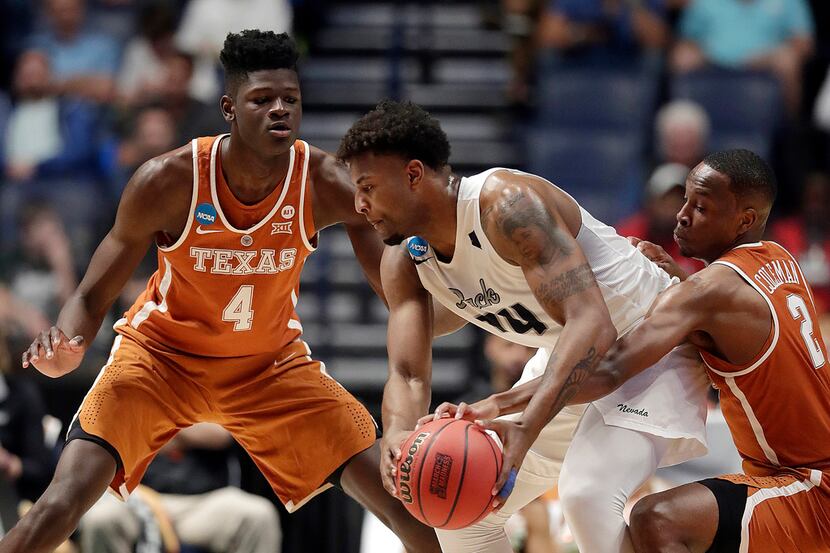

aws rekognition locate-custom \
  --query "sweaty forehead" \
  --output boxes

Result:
[240,69,299,92]
[687,164,729,195]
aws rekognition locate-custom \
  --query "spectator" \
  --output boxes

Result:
[2,204,78,321]
[768,172,830,313]
[0,328,54,505]
[500,0,545,105]
[174,0,292,102]
[153,51,227,145]
[0,286,50,341]
[27,0,120,104]
[108,104,177,198]
[116,1,179,108]
[538,0,669,64]
[79,423,281,553]
[0,51,103,259]
[671,0,815,114]
[616,163,705,276]
[654,99,709,169]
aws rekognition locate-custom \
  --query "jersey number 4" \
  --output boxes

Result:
[476,303,548,335]
[223,285,254,331]
[787,293,826,369]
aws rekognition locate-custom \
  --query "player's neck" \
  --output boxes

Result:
[220,134,292,204]
[420,173,460,261]
[715,228,766,260]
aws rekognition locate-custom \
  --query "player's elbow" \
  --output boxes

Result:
[594,315,618,356]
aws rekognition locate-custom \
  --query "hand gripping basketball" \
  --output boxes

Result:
[394,418,503,529]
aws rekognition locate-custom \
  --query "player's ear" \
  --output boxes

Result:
[220,95,235,122]
[405,160,425,190]
[737,207,757,235]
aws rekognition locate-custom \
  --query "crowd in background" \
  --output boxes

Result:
[0,1,828,552]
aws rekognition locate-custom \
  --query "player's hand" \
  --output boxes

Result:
[627,237,689,281]
[475,418,531,510]
[380,429,412,498]
[418,397,501,428]
[21,327,85,378]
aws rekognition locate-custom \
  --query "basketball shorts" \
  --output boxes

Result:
[66,324,378,512]
[700,470,830,552]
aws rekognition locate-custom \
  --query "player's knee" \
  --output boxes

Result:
[558,474,595,515]
[38,491,89,531]
[216,487,279,526]
[630,494,677,548]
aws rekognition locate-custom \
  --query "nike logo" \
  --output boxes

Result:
[413,257,433,265]
[196,227,223,235]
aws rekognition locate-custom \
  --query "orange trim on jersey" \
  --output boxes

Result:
[699,259,778,377]
[215,135,294,230]
[298,141,316,252]
[209,135,296,234]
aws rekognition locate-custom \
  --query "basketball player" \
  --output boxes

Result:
[8,32,441,553]
[551,150,830,552]
[337,100,710,553]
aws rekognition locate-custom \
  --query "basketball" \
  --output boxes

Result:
[394,418,503,530]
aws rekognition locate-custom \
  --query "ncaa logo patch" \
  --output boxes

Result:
[195,203,217,226]
[407,236,429,258]
[281,205,295,219]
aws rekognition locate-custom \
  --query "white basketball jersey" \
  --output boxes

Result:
[408,168,676,349]
[409,168,710,467]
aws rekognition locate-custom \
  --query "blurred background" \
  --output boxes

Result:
[0,0,828,552]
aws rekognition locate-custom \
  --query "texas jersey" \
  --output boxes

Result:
[408,168,676,349]
[702,241,830,476]
[122,135,316,357]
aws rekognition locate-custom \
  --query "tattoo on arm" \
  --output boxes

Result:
[546,346,600,419]
[485,187,574,266]
[535,263,595,305]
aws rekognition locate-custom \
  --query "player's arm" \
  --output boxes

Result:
[432,299,467,337]
[483,273,717,415]
[571,271,717,401]
[379,245,435,496]
[310,147,386,303]
[481,175,618,428]
[21,151,191,377]
[479,174,618,498]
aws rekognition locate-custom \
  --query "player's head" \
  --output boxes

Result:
[338,100,451,245]
[675,149,776,262]
[219,30,300,156]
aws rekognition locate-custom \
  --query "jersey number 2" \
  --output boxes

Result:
[786,294,826,369]
[223,285,254,331]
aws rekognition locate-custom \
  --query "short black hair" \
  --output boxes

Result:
[337,100,451,170]
[219,30,299,95]
[703,149,777,206]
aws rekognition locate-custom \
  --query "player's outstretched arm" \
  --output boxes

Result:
[379,245,435,497]
[21,150,191,377]
[465,270,719,416]
[571,271,716,402]
[478,172,618,503]
[310,148,386,304]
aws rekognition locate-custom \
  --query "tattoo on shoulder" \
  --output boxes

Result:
[484,186,573,266]
[535,263,595,305]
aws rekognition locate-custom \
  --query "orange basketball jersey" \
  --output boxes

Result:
[701,241,830,478]
[122,135,316,357]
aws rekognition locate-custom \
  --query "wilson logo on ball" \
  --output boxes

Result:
[398,432,430,504]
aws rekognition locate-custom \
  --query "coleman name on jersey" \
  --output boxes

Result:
[753,257,801,295]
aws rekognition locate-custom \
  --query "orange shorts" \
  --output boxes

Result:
[67,325,377,511]
[714,471,830,552]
